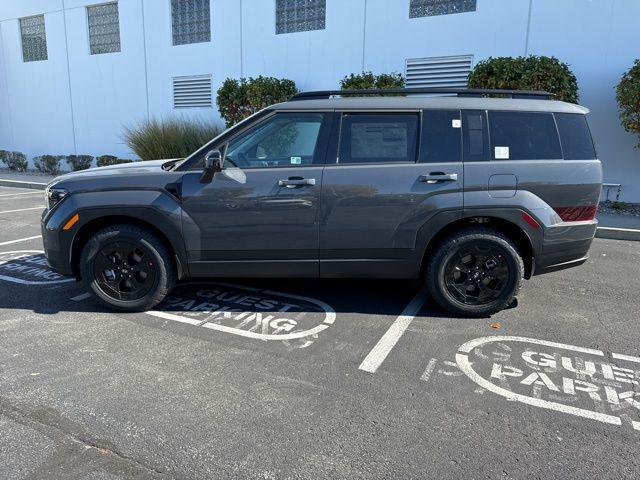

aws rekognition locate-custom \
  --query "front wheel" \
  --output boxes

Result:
[426,228,524,317]
[79,224,176,312]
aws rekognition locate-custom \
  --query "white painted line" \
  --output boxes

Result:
[0,207,43,214]
[0,235,41,247]
[612,352,640,364]
[633,421,640,431]
[358,287,429,373]
[420,358,438,383]
[0,179,47,187]
[71,292,91,302]
[597,226,640,233]
[0,191,42,197]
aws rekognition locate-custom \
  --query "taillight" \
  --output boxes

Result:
[553,205,598,222]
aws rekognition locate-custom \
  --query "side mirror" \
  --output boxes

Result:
[200,149,222,183]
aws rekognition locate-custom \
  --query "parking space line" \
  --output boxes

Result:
[420,358,438,383]
[0,207,43,214]
[358,287,429,373]
[0,235,41,247]
[612,352,640,364]
[71,292,91,301]
[0,192,42,197]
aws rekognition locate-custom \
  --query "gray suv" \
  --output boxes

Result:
[41,88,603,317]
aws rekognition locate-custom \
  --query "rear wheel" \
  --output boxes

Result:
[426,228,524,317]
[79,224,176,312]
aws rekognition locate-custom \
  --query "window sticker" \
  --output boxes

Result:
[452,119,462,129]
[495,146,510,160]
[290,156,302,165]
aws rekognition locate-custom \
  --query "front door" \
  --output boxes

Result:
[181,111,331,277]
[320,110,464,278]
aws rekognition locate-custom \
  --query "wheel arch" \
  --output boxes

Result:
[70,214,186,281]
[418,214,536,280]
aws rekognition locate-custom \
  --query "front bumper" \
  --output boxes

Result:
[41,209,74,277]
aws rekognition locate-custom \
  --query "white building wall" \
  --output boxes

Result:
[0,0,638,200]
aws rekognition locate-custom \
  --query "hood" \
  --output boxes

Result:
[49,159,184,192]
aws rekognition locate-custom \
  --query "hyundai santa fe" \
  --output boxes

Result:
[41,87,603,317]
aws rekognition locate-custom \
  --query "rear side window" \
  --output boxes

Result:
[462,110,489,162]
[555,113,597,160]
[420,110,462,163]
[489,111,562,160]
[338,113,419,164]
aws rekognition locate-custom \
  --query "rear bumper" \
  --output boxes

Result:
[533,220,597,276]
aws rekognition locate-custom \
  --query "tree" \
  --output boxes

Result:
[616,59,640,148]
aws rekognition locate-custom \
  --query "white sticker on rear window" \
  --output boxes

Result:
[290,156,302,165]
[495,146,510,160]
[452,119,462,129]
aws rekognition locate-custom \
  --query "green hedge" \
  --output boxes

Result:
[468,56,579,103]
[616,59,640,148]
[96,155,133,167]
[340,71,405,90]
[217,76,298,127]
[33,155,61,175]
[0,150,28,172]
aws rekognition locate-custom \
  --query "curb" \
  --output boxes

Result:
[596,226,640,242]
[0,178,48,190]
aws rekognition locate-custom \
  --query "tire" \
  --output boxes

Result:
[79,224,176,312]
[426,227,524,318]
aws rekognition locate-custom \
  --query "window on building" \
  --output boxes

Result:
[226,113,326,168]
[489,111,562,160]
[171,0,211,46]
[173,75,213,108]
[406,55,473,88]
[87,2,121,55]
[276,0,326,35]
[20,15,47,62]
[420,110,462,163]
[338,114,419,164]
[410,0,477,18]
[555,113,597,160]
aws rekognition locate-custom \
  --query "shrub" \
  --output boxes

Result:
[123,117,221,161]
[340,71,405,90]
[467,55,579,103]
[616,59,640,148]
[217,76,298,127]
[0,150,28,172]
[96,155,133,167]
[65,154,94,171]
[33,155,61,175]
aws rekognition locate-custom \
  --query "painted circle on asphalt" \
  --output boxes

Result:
[456,336,640,431]
[0,250,74,285]
[145,282,336,344]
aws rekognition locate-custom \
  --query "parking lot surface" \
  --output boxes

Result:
[1,185,639,479]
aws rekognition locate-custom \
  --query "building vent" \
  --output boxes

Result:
[173,75,212,108]
[405,55,473,88]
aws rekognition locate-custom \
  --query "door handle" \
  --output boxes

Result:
[419,172,458,184]
[278,177,316,188]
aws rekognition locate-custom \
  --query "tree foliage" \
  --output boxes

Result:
[468,56,579,103]
[616,59,640,148]
[340,71,405,90]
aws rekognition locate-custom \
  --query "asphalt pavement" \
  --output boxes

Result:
[1,185,639,479]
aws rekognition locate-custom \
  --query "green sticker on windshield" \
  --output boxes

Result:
[291,156,302,165]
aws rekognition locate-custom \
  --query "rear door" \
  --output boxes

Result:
[319,109,464,278]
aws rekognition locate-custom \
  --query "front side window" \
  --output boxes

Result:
[87,2,121,55]
[338,114,419,164]
[20,15,47,62]
[225,113,326,168]
[410,0,476,18]
[420,110,462,163]
[555,113,597,160]
[172,0,211,46]
[489,111,562,160]
[276,0,326,34]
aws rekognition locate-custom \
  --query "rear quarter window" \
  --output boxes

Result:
[489,111,562,160]
[555,113,597,160]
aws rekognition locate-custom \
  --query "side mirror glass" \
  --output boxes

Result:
[200,149,222,183]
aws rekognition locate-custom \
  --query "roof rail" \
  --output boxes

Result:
[289,87,554,101]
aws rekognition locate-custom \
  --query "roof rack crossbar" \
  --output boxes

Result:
[290,87,554,101]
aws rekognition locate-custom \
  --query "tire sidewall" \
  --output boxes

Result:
[80,228,170,312]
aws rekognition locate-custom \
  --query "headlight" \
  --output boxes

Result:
[45,186,69,210]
